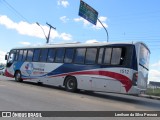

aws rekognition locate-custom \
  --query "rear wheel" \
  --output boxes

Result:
[15,71,23,82]
[65,76,77,92]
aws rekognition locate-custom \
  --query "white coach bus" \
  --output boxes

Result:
[5,42,150,95]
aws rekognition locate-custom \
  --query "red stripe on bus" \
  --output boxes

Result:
[5,69,132,92]
[50,70,132,92]
[5,69,14,78]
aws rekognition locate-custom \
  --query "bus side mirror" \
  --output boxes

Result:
[5,54,8,60]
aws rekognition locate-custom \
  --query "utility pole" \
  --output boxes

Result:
[46,22,56,44]
[36,22,56,44]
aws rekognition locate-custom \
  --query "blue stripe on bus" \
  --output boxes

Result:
[47,64,99,76]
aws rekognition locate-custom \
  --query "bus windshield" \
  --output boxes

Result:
[6,50,16,67]
[139,44,150,70]
[8,50,16,63]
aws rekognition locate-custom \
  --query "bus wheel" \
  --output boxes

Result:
[65,76,77,92]
[15,71,23,82]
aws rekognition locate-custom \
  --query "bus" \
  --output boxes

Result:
[5,42,150,95]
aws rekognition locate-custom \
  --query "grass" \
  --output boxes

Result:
[146,88,160,96]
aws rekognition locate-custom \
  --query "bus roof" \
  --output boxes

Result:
[11,41,149,50]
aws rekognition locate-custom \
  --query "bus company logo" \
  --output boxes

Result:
[25,63,34,75]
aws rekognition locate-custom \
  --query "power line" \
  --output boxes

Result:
[2,0,30,23]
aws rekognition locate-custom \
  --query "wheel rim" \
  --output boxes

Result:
[67,79,75,90]
[15,72,21,81]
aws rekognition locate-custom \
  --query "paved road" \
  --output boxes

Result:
[0,76,159,120]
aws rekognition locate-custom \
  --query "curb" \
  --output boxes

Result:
[140,94,160,100]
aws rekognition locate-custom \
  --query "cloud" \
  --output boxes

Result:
[85,39,99,43]
[99,16,107,21]
[0,50,7,64]
[59,33,72,40]
[74,17,90,26]
[18,42,31,46]
[149,69,160,82]
[92,16,108,29]
[57,0,69,8]
[60,16,69,23]
[0,15,58,39]
[74,16,108,29]
[0,15,72,42]
[151,60,160,67]
[148,60,160,82]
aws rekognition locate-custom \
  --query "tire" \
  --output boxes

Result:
[65,76,77,92]
[15,71,23,82]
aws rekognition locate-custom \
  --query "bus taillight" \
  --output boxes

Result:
[132,72,138,86]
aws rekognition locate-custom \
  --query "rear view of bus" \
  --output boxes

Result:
[131,42,150,94]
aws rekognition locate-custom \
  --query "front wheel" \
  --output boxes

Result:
[65,76,77,92]
[15,71,23,82]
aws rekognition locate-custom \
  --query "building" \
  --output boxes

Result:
[148,81,160,88]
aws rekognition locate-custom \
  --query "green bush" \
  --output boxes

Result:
[146,88,160,96]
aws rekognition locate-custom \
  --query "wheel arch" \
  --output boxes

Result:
[63,75,77,86]
[14,70,23,82]
[14,70,21,77]
[63,75,78,92]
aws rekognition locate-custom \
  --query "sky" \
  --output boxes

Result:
[0,0,160,82]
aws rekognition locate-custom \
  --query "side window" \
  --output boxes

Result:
[18,50,23,61]
[40,49,48,62]
[111,48,122,65]
[85,48,97,64]
[64,48,74,63]
[55,48,65,63]
[22,50,27,61]
[98,48,104,64]
[15,50,19,61]
[98,47,125,65]
[74,48,86,64]
[47,49,56,62]
[104,48,112,64]
[26,49,34,62]
[33,49,40,62]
